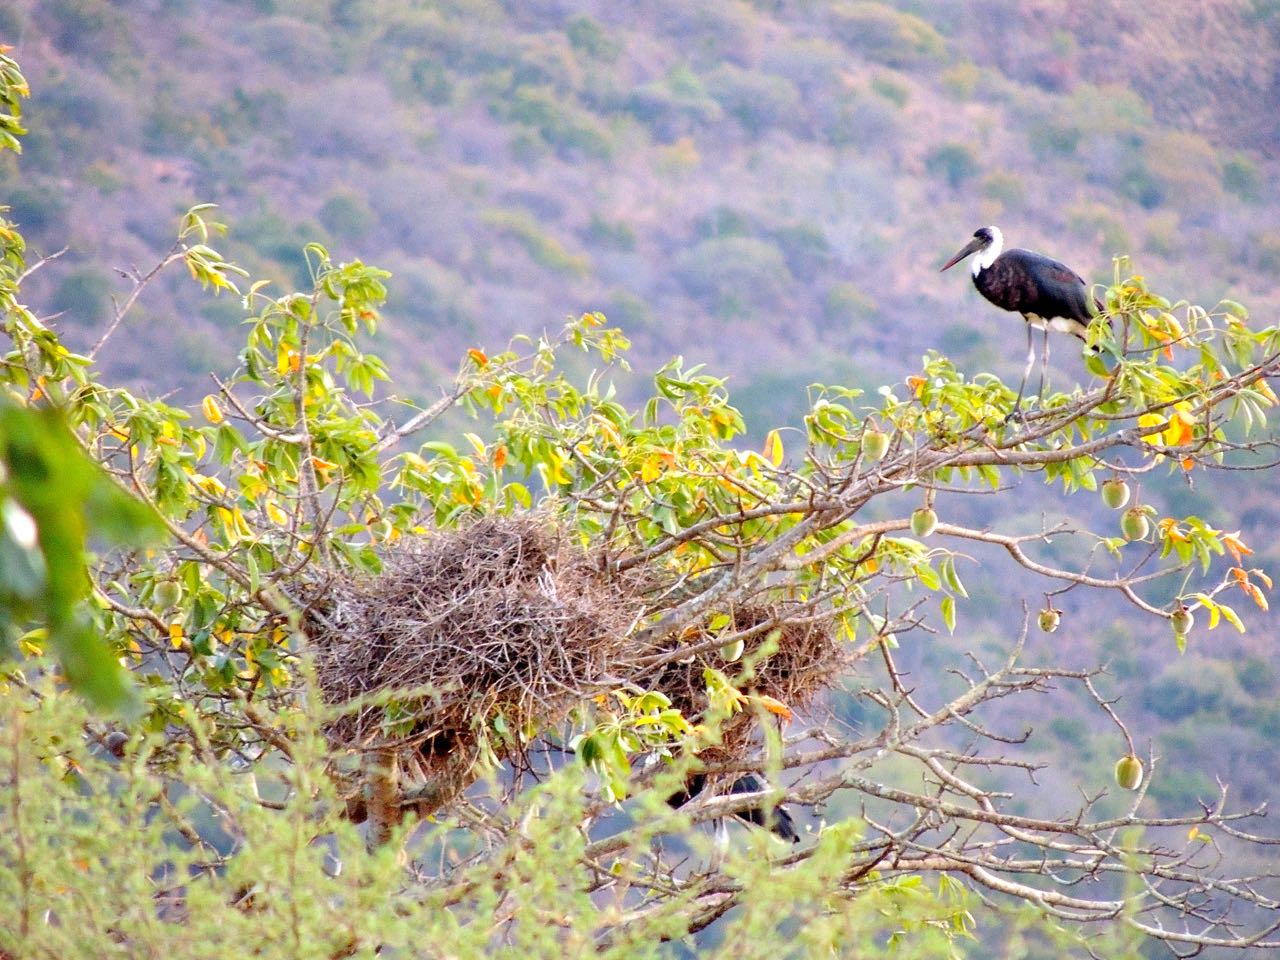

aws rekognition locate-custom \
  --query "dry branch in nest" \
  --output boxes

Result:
[303,515,851,822]
[305,515,647,804]
[639,603,848,758]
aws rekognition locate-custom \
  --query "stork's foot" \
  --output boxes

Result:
[1003,403,1029,426]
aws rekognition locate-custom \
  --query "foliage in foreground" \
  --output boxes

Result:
[3,50,1280,957]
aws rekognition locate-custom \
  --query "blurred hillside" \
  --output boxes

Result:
[5,0,1280,862]
[3,0,1279,419]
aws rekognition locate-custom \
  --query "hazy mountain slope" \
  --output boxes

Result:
[4,0,1277,412]
[4,0,1280,843]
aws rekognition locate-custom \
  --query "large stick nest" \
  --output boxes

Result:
[307,516,646,753]
[638,603,848,752]
[304,515,849,807]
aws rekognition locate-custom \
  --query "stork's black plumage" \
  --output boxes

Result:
[941,225,1104,415]
[668,771,800,843]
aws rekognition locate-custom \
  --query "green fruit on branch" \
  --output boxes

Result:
[153,580,183,610]
[1038,607,1061,633]
[1101,478,1131,510]
[1171,604,1194,637]
[1114,754,1144,791]
[910,507,938,538]
[861,427,890,462]
[1121,507,1150,541]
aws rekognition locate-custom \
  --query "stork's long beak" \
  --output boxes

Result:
[940,238,984,272]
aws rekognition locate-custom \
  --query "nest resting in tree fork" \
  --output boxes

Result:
[307,516,647,756]
[639,602,848,753]
[304,514,849,815]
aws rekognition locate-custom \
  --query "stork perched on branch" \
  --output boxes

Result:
[668,771,801,844]
[940,225,1105,417]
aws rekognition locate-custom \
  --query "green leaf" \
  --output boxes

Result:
[1219,299,1249,320]
[0,403,164,714]
[940,594,956,633]
[1218,603,1245,633]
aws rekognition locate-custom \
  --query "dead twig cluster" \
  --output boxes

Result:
[308,516,647,759]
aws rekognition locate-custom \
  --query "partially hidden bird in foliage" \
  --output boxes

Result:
[668,771,801,843]
[940,225,1105,417]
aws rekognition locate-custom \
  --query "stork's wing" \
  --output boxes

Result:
[1045,261,1087,288]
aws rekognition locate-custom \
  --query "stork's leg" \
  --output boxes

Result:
[710,818,729,869]
[1006,322,1035,421]
[1038,326,1051,399]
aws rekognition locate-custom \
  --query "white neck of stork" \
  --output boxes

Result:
[972,226,1003,277]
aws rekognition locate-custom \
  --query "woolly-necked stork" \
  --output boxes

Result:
[668,771,800,843]
[940,226,1103,416]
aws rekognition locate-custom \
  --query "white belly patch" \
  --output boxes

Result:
[1024,313,1084,336]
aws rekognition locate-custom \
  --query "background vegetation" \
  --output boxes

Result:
[3,2,1280,956]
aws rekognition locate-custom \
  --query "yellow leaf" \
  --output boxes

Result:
[265,500,288,526]
[640,454,663,483]
[547,448,570,485]
[201,395,224,424]
[277,347,301,375]
[1256,379,1278,406]
[169,623,184,649]
[594,416,624,450]
[1159,312,1185,339]
[240,475,267,502]
[216,506,237,541]
[1137,412,1167,446]
[763,429,784,467]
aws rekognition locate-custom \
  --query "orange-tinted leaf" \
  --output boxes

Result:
[1162,403,1195,447]
[755,694,793,721]
[1222,531,1253,563]
[467,348,488,367]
